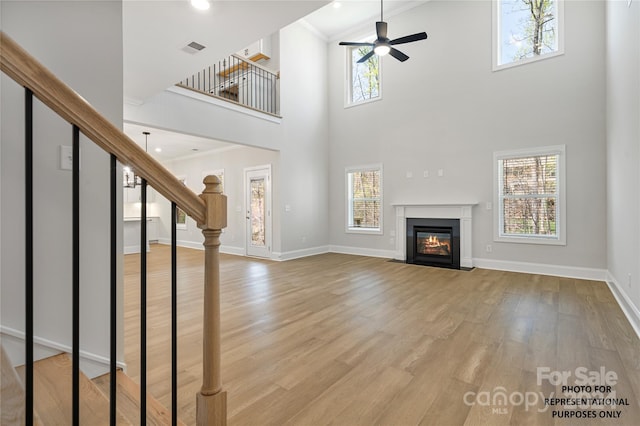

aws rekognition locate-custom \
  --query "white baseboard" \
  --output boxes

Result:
[157,238,244,256]
[123,243,150,255]
[272,246,330,261]
[157,238,203,251]
[606,272,640,341]
[221,246,245,256]
[472,258,607,281]
[329,245,396,259]
[0,326,126,379]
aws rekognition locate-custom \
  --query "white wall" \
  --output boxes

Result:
[1,1,124,375]
[125,21,330,259]
[328,0,607,273]
[606,0,640,325]
[155,146,279,255]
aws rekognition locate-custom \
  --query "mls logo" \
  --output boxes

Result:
[492,408,508,415]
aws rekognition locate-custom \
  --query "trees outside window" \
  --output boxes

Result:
[346,166,383,234]
[494,0,564,70]
[347,44,381,106]
[494,146,566,245]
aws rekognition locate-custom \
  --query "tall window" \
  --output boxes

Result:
[493,0,564,70]
[346,165,383,234]
[494,145,565,245]
[347,43,381,106]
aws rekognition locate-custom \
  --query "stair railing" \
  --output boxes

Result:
[0,31,227,426]
[177,53,280,117]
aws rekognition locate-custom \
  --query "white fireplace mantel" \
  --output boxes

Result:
[392,203,477,268]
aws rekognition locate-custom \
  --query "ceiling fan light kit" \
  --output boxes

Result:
[339,0,427,63]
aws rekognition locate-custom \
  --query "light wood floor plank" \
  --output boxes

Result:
[123,246,640,425]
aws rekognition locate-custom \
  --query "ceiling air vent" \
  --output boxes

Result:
[182,41,206,54]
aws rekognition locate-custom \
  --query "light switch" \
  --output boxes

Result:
[406,171,413,179]
[423,170,429,178]
[438,169,444,177]
[60,145,73,170]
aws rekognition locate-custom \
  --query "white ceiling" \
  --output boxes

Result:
[302,0,427,42]
[123,0,329,103]
[124,122,235,162]
[122,0,427,159]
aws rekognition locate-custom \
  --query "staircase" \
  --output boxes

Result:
[2,349,186,425]
[1,31,227,425]
[16,354,129,425]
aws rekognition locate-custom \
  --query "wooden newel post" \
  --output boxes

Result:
[196,175,227,426]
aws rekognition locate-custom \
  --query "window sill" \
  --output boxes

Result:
[495,234,566,246]
[344,96,382,109]
[346,227,382,235]
[493,50,564,72]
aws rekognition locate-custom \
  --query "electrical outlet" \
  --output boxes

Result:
[438,169,444,177]
[486,244,492,253]
[486,201,492,210]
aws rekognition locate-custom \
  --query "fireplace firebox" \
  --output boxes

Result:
[406,218,460,269]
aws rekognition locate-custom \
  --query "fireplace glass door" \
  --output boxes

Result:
[406,218,461,269]
[415,227,453,264]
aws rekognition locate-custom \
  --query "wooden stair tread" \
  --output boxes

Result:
[2,344,28,425]
[16,353,130,425]
[93,370,185,426]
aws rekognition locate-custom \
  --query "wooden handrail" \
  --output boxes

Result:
[0,31,206,224]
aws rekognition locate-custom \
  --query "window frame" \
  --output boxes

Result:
[344,40,383,108]
[492,0,565,71]
[493,145,566,245]
[176,176,188,230]
[202,169,224,193]
[345,164,383,235]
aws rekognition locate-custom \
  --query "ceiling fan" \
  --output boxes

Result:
[338,0,428,63]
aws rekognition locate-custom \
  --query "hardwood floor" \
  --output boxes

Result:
[124,245,640,425]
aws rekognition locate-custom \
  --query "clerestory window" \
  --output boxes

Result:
[493,0,564,70]
[346,42,382,107]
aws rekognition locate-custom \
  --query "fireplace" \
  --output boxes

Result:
[406,218,460,269]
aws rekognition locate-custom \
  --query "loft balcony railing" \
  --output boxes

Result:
[177,53,280,117]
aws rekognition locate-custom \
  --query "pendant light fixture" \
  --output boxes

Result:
[123,131,150,188]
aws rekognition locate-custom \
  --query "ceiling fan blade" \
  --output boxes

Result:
[376,21,388,39]
[390,32,428,46]
[357,50,376,63]
[339,41,375,46]
[389,47,409,62]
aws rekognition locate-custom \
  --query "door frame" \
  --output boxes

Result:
[244,164,272,258]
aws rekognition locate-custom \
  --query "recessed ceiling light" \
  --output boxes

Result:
[155,147,162,153]
[192,148,199,152]
[191,0,210,11]
[333,1,342,8]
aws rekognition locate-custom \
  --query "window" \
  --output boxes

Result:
[346,165,383,234]
[202,169,224,193]
[494,145,566,245]
[493,0,564,70]
[346,42,381,107]
[176,176,188,229]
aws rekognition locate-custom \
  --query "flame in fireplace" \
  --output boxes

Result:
[425,235,440,247]
[418,233,451,256]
